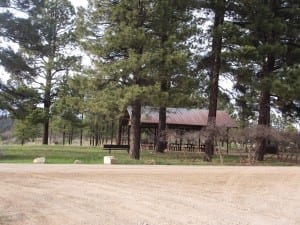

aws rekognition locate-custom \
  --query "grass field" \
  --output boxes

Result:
[0,144,298,166]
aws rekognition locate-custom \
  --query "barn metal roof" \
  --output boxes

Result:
[127,106,237,128]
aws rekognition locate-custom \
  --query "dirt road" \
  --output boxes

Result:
[0,164,299,225]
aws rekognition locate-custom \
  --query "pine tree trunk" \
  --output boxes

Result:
[49,128,52,144]
[110,120,114,144]
[80,129,83,146]
[42,68,52,145]
[156,80,168,153]
[255,1,278,161]
[21,129,25,145]
[43,119,49,145]
[80,113,83,146]
[95,123,99,146]
[117,119,122,145]
[155,29,169,154]
[204,0,225,161]
[42,98,50,145]
[155,106,167,153]
[129,100,141,160]
[63,124,66,145]
[256,89,271,161]
[68,132,71,145]
[105,122,109,144]
[68,128,73,145]
[256,61,273,161]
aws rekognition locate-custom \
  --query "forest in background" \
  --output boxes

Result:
[0,0,299,161]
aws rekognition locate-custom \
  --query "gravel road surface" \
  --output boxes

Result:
[0,164,299,225]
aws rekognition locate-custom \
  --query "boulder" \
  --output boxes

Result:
[33,157,46,164]
[145,159,156,165]
[74,159,82,164]
[103,156,117,165]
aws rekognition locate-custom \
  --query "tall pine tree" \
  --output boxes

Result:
[196,0,226,161]
[149,0,196,153]
[0,0,78,144]
[230,0,300,160]
[78,0,157,159]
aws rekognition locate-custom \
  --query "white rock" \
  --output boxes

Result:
[103,156,117,165]
[74,159,82,164]
[146,159,156,165]
[33,157,46,164]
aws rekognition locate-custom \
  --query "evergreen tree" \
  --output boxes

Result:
[0,82,40,120]
[13,119,41,145]
[196,0,226,161]
[78,0,157,159]
[51,73,82,145]
[273,65,300,121]
[0,0,78,144]
[67,75,90,146]
[148,0,196,153]
[78,0,198,157]
[230,0,300,160]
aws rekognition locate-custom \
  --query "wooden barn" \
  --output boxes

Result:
[119,106,237,152]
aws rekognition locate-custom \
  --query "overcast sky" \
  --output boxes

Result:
[71,0,88,9]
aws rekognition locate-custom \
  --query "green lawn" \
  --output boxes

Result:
[0,144,297,166]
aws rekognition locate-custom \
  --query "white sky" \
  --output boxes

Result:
[71,0,88,9]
